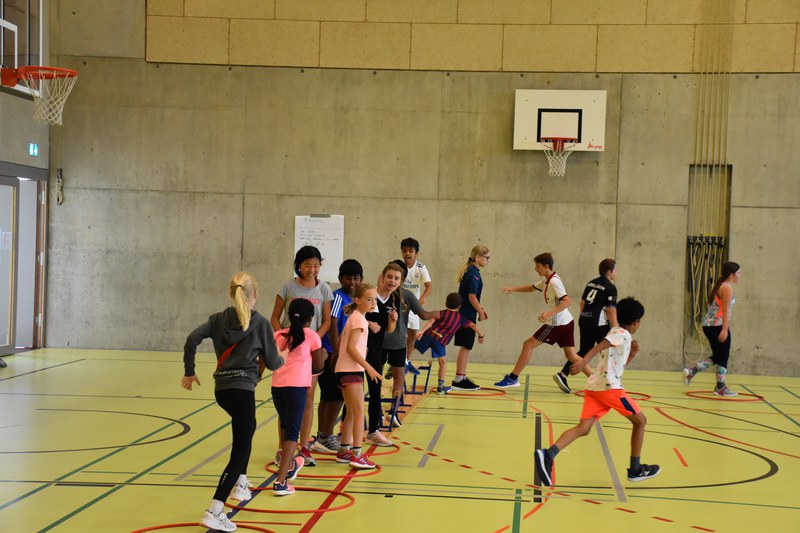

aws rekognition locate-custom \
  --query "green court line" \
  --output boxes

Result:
[742,384,800,428]
[522,375,530,419]
[512,488,523,533]
[780,386,800,399]
[0,400,218,514]
[38,396,278,531]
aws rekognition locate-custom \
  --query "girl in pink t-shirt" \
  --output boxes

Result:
[334,283,384,469]
[271,299,325,495]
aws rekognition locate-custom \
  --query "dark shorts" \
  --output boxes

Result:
[271,386,307,443]
[337,371,364,387]
[703,325,731,368]
[318,353,344,402]
[453,327,476,350]
[384,347,407,368]
[533,321,575,348]
[577,319,612,357]
[414,334,446,359]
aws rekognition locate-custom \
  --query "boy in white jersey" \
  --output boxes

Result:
[534,297,660,486]
[400,237,432,376]
[495,253,584,389]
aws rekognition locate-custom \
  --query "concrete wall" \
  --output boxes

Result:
[144,0,800,73]
[43,1,799,375]
[0,90,49,168]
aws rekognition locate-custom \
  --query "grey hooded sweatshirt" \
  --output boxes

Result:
[183,307,283,392]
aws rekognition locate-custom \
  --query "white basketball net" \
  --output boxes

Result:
[19,68,78,125]
[541,138,577,177]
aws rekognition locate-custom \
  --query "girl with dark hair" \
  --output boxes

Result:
[683,262,742,396]
[270,245,333,466]
[182,272,283,531]
[271,298,326,495]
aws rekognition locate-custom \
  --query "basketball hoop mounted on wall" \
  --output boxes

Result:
[1,66,78,125]
[540,137,577,177]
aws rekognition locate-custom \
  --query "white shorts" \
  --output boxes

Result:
[407,311,420,330]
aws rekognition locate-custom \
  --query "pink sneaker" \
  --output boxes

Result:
[298,446,316,466]
[336,448,353,464]
[365,430,392,447]
[349,452,376,469]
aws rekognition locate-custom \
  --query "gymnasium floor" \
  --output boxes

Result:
[0,349,797,532]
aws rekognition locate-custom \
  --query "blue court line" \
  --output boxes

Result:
[742,384,800,428]
[595,422,627,502]
[418,424,445,468]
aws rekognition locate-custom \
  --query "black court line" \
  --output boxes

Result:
[0,359,85,382]
[0,409,190,454]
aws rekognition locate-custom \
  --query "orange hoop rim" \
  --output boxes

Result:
[17,65,78,80]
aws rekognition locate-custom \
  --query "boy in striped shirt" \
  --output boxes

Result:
[414,293,485,394]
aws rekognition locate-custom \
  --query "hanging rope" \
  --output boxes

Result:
[684,0,734,366]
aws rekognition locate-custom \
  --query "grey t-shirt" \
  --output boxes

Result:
[382,289,426,350]
[278,278,334,333]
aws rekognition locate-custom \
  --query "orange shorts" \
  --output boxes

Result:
[580,389,640,420]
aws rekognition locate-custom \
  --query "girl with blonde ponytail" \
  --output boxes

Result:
[182,272,283,531]
[452,245,491,391]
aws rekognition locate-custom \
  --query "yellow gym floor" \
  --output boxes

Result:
[0,349,797,532]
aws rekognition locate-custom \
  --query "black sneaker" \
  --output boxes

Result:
[534,449,553,487]
[553,373,571,394]
[627,463,661,482]
[451,377,480,390]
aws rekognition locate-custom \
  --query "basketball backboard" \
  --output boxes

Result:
[513,90,607,151]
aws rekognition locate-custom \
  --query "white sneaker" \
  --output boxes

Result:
[201,509,237,532]
[682,368,694,386]
[365,430,393,447]
[229,482,252,502]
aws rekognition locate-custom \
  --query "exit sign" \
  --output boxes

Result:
[28,143,39,157]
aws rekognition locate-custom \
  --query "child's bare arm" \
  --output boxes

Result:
[627,340,640,365]
[469,323,485,344]
[416,318,435,339]
[502,284,535,294]
[570,339,612,375]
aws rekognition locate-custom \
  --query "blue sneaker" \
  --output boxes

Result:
[405,361,421,376]
[273,480,295,496]
[494,374,520,388]
[436,385,451,395]
[287,456,305,480]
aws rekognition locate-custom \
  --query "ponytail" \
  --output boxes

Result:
[456,245,489,282]
[229,272,258,330]
[282,298,315,351]
[708,262,740,305]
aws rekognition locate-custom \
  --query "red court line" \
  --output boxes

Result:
[673,447,688,467]
[616,507,636,513]
[691,526,716,532]
[582,499,602,505]
[656,407,800,459]
[653,516,675,523]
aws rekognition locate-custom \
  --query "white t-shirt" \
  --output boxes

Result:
[533,273,573,326]
[403,261,431,329]
[585,327,632,391]
[403,261,431,297]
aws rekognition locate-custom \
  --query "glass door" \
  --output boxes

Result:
[0,176,18,356]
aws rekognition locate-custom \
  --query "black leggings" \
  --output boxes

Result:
[212,388,256,502]
[703,325,731,368]
[366,348,387,433]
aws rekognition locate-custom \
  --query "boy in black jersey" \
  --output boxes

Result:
[553,258,618,394]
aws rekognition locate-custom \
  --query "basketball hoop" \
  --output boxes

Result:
[540,137,577,177]
[1,66,78,125]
